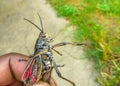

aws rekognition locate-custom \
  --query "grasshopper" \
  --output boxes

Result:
[21,14,87,86]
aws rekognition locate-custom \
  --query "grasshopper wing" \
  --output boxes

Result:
[21,56,43,84]
[30,56,43,83]
[21,58,35,84]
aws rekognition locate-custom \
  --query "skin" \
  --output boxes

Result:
[0,53,57,86]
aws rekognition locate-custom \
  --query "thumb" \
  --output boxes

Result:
[32,81,50,86]
[49,77,57,86]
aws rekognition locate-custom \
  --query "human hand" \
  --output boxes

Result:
[0,53,57,86]
[32,77,57,86]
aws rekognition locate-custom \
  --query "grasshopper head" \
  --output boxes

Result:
[39,32,54,43]
[24,14,54,43]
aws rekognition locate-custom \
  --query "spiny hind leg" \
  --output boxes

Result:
[55,67,75,86]
[52,59,75,86]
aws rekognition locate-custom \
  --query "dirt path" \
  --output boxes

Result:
[0,0,98,86]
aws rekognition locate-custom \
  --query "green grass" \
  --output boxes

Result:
[48,0,120,86]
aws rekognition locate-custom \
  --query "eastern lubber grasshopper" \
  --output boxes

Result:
[20,14,87,86]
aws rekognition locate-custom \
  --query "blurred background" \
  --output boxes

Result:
[1,0,120,86]
[48,0,120,86]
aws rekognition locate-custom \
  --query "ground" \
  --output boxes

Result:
[0,0,98,86]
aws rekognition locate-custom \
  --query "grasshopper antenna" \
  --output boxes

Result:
[37,13,44,33]
[24,18,42,32]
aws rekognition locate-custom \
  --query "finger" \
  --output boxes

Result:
[9,53,29,81]
[9,81,24,86]
[49,77,57,86]
[32,81,50,86]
